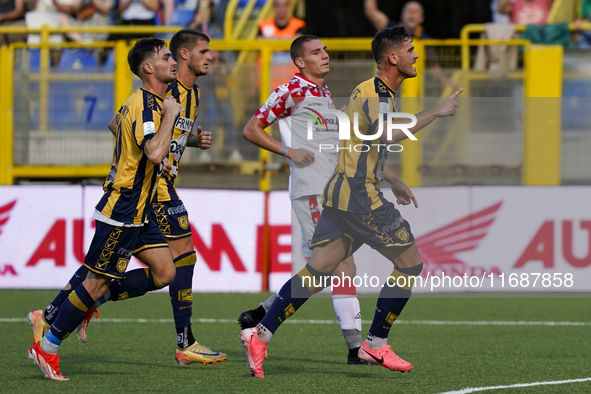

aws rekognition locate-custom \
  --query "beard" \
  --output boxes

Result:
[188,59,208,77]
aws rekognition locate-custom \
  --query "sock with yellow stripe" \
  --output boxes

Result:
[258,264,330,336]
[108,268,159,301]
[367,263,423,346]
[47,284,96,344]
[44,265,89,325]
[169,251,197,348]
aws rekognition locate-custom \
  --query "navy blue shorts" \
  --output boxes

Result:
[83,219,168,279]
[150,200,192,240]
[310,202,415,258]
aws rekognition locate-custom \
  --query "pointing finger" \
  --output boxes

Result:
[450,88,464,98]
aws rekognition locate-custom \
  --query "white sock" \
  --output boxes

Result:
[332,296,362,331]
[260,293,278,312]
[366,333,387,350]
[40,338,59,355]
[333,296,363,349]
[256,323,273,342]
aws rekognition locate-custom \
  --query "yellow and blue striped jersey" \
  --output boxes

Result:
[96,88,163,225]
[322,76,397,213]
[154,79,200,203]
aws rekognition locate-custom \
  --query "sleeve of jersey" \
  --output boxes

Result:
[255,85,293,127]
[134,107,161,151]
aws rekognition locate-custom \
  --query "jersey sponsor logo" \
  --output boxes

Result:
[178,215,189,230]
[116,257,129,273]
[143,121,156,136]
[379,102,390,113]
[265,91,279,106]
[117,247,133,258]
[382,217,404,234]
[170,133,188,163]
[167,204,186,215]
[174,117,194,132]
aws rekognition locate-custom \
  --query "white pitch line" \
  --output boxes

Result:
[439,377,591,394]
[2,318,590,326]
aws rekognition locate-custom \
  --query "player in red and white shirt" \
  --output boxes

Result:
[238,35,367,366]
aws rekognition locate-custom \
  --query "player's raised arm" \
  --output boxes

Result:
[381,88,463,144]
[144,96,180,165]
[364,0,389,30]
[243,115,315,165]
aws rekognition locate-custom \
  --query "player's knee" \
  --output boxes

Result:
[156,265,176,288]
[338,257,356,277]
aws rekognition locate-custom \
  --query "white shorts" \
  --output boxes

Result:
[291,195,323,258]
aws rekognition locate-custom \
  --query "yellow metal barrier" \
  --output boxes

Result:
[523,45,563,186]
[0,45,14,185]
[0,26,576,187]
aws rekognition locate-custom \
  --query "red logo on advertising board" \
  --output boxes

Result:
[0,200,18,276]
[416,201,503,276]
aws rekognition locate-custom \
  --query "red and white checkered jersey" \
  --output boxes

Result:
[255,74,339,200]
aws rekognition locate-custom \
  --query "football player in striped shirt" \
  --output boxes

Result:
[28,37,181,381]
[239,26,463,378]
[27,30,227,368]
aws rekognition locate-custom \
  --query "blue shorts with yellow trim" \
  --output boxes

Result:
[310,202,415,257]
[150,200,192,239]
[83,220,168,279]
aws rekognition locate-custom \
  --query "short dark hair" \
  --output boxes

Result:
[128,36,167,77]
[170,29,210,62]
[290,35,319,66]
[371,25,412,64]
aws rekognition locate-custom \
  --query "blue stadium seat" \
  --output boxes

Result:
[47,81,114,131]
[57,49,98,71]
[237,0,266,7]
[562,80,591,130]
[30,49,40,72]
[103,49,115,71]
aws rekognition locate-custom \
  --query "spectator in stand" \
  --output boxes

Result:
[118,0,159,39]
[257,0,305,38]
[0,0,26,46]
[188,0,222,40]
[162,0,196,27]
[497,0,554,25]
[491,0,511,23]
[188,0,237,161]
[53,0,114,42]
[364,0,454,93]
[575,0,591,48]
[364,0,429,39]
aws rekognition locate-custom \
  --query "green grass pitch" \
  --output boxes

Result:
[2,290,590,393]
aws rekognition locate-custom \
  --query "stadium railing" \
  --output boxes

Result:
[0,25,589,188]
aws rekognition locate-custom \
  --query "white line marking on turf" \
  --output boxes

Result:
[439,377,591,393]
[3,318,590,326]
